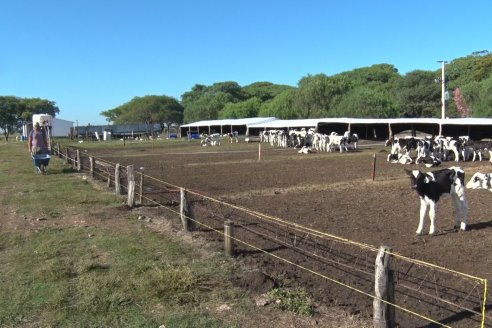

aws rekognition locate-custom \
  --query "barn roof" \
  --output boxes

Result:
[247,119,321,129]
[180,117,277,128]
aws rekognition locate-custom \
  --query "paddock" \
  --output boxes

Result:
[63,139,492,327]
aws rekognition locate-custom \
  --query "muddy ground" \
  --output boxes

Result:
[87,140,492,327]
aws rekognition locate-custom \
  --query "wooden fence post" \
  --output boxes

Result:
[180,188,195,232]
[139,172,144,205]
[89,157,94,177]
[127,165,135,208]
[374,245,395,328]
[115,164,121,194]
[57,144,61,158]
[224,220,235,257]
[76,150,81,171]
[65,147,70,164]
[372,153,377,181]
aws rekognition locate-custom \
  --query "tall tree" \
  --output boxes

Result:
[219,97,262,119]
[101,95,184,134]
[394,70,441,117]
[258,89,299,119]
[295,74,353,118]
[0,96,59,141]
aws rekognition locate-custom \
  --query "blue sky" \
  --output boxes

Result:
[1,0,491,125]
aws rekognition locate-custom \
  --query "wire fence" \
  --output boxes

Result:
[55,144,489,328]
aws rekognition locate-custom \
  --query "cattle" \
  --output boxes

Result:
[343,131,359,150]
[201,133,221,146]
[387,153,413,164]
[466,172,492,192]
[405,166,468,235]
[327,133,348,152]
[298,146,315,154]
[225,131,239,143]
[419,155,442,168]
[385,136,419,158]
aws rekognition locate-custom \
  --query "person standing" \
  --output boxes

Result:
[28,122,49,156]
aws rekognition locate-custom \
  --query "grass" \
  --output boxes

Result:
[0,141,249,327]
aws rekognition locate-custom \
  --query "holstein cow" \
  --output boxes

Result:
[387,153,413,164]
[405,166,468,235]
[466,172,492,192]
[385,136,419,158]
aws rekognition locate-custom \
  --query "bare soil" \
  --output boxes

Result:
[80,141,492,327]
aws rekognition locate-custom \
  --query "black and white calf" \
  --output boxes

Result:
[386,136,419,158]
[466,172,492,192]
[405,166,468,235]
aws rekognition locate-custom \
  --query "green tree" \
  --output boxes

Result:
[242,82,294,101]
[101,95,184,134]
[468,77,492,117]
[0,96,19,141]
[333,87,398,118]
[219,97,262,119]
[295,74,353,118]
[181,82,244,123]
[394,70,441,117]
[0,96,59,141]
[258,89,298,119]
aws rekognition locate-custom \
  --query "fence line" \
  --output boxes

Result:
[54,144,489,328]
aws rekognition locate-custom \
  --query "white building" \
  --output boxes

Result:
[23,114,74,138]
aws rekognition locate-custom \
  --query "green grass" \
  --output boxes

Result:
[0,141,249,327]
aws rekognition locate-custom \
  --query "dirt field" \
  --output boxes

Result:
[88,140,492,327]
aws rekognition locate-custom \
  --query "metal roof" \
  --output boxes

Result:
[180,117,277,128]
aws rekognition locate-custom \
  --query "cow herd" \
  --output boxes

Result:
[386,135,492,167]
[196,130,492,236]
[259,128,359,153]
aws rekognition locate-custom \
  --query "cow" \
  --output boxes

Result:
[405,166,468,235]
[298,146,315,154]
[466,172,492,192]
[386,136,419,158]
[419,155,442,168]
[343,131,359,150]
[201,133,221,146]
[387,153,413,164]
[327,132,348,152]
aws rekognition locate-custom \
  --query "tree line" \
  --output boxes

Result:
[0,97,59,141]
[2,51,491,139]
[102,51,492,125]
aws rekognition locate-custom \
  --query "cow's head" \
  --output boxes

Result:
[385,137,395,147]
[466,172,492,191]
[405,169,425,190]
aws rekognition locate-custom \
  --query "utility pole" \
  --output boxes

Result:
[437,60,447,120]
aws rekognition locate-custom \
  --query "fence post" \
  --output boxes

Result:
[127,164,135,208]
[65,147,70,164]
[224,220,235,257]
[89,157,94,177]
[180,188,195,232]
[115,164,121,195]
[372,153,377,181]
[57,144,61,158]
[374,245,395,328]
[139,172,144,204]
[76,150,81,171]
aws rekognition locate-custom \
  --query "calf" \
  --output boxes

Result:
[386,136,419,158]
[387,153,412,164]
[466,172,492,192]
[405,166,468,235]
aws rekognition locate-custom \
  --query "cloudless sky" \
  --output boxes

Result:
[1,0,491,125]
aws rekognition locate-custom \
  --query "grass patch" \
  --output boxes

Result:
[268,287,314,316]
[0,141,250,327]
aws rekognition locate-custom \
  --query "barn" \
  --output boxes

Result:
[179,117,277,138]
